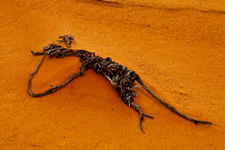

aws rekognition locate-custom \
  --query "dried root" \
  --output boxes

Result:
[28,35,213,133]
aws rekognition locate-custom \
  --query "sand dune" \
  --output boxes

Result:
[99,0,225,12]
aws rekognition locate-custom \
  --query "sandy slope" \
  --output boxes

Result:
[0,0,225,149]
[101,0,225,11]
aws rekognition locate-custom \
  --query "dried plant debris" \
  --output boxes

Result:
[28,35,212,133]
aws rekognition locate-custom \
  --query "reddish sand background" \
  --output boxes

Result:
[1,0,225,149]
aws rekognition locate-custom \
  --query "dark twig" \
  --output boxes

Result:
[136,77,212,125]
[28,35,213,133]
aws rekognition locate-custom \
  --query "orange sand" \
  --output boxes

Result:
[0,0,225,149]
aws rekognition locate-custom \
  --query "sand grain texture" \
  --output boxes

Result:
[0,0,225,149]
